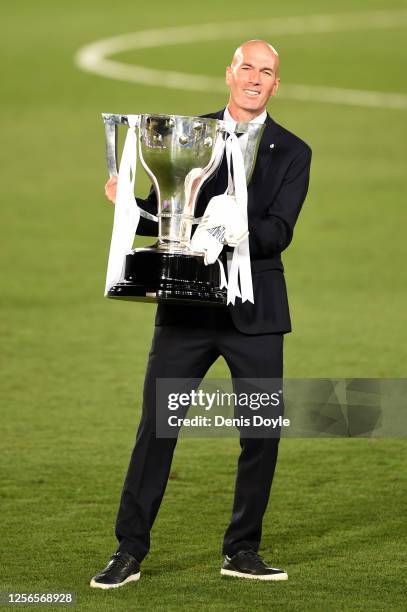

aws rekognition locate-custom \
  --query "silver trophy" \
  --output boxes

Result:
[102,113,264,305]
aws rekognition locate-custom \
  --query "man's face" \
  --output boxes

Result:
[226,43,280,116]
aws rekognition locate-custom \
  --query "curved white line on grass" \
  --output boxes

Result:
[75,10,407,110]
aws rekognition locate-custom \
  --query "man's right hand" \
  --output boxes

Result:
[105,176,118,204]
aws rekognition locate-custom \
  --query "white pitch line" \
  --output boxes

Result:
[281,84,407,111]
[75,9,407,111]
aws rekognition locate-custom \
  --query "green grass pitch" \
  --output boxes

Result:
[1,0,406,610]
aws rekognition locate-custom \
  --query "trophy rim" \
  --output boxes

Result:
[102,112,265,132]
[140,113,219,125]
[140,113,264,127]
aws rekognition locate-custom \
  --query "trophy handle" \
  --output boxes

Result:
[102,113,130,177]
[102,113,158,223]
[235,122,265,183]
[104,119,119,177]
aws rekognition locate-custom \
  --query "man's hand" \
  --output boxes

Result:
[105,176,118,204]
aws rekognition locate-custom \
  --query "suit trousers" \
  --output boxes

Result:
[115,307,283,562]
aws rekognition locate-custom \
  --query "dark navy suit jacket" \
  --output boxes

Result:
[135,109,312,334]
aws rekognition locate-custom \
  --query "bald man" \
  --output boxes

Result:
[91,40,311,587]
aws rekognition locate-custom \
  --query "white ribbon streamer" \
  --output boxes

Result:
[104,115,140,295]
[226,133,254,305]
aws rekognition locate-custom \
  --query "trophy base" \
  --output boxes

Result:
[107,247,227,306]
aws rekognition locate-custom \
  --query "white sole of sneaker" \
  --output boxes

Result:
[90,572,141,589]
[220,568,288,581]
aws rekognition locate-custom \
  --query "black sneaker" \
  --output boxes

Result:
[90,552,140,589]
[221,550,288,581]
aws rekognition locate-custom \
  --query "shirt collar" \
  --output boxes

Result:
[223,106,267,125]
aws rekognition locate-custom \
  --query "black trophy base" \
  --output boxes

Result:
[108,247,227,306]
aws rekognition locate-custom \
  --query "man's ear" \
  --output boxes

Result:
[271,78,280,97]
[225,66,232,85]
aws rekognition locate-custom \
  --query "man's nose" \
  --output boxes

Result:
[249,71,261,85]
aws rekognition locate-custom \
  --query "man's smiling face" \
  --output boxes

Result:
[225,41,280,120]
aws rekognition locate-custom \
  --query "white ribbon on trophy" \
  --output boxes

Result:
[225,130,254,305]
[104,115,141,295]
[190,124,254,305]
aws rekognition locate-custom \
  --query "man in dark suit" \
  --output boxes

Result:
[91,39,311,588]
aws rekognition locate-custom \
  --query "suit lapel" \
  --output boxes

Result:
[253,114,279,179]
[248,114,280,211]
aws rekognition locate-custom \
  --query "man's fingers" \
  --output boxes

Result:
[104,176,118,203]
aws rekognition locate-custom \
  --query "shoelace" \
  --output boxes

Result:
[109,553,132,568]
[240,550,267,568]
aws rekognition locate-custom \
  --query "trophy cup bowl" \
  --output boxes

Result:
[102,113,264,305]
